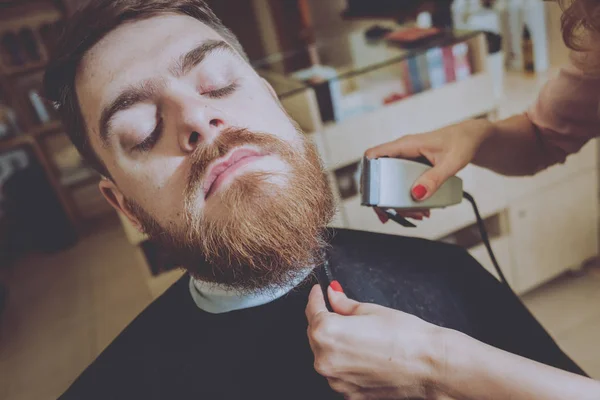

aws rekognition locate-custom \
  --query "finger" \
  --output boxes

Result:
[327,378,362,396]
[328,284,362,316]
[412,159,461,201]
[395,210,429,220]
[306,284,329,323]
[401,211,424,220]
[365,134,424,160]
[373,207,389,224]
[398,208,430,213]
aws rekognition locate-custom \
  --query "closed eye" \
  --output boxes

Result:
[202,82,238,99]
[131,117,163,153]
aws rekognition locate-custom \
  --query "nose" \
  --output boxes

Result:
[173,98,229,153]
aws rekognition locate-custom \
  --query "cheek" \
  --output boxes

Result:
[249,156,291,182]
[116,157,199,223]
[232,89,301,144]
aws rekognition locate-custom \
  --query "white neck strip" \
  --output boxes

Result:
[189,268,313,314]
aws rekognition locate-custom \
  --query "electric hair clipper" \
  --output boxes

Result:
[360,156,463,226]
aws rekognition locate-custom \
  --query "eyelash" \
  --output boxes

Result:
[131,83,238,153]
[132,117,163,153]
[202,82,238,98]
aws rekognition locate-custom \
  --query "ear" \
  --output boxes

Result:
[261,77,278,99]
[98,178,143,232]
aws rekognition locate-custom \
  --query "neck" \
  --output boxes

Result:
[189,267,314,314]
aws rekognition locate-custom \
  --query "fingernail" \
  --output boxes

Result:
[412,185,427,200]
[374,208,389,224]
[330,280,344,293]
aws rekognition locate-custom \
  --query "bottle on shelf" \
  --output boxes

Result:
[442,46,457,83]
[0,104,21,139]
[406,55,425,93]
[426,47,447,89]
[29,90,51,124]
[523,0,549,73]
[522,25,535,73]
[452,41,472,80]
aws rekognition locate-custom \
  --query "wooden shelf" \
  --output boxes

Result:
[60,166,99,190]
[0,61,47,77]
[0,120,62,152]
[0,134,31,152]
[29,120,62,137]
[0,3,61,32]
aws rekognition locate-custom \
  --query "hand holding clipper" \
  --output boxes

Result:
[360,156,463,226]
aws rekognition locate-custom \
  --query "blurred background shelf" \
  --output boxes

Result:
[0,134,31,152]
[29,119,62,137]
[0,0,111,250]
[0,1,62,75]
[0,120,62,151]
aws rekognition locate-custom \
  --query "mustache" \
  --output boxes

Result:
[184,127,293,200]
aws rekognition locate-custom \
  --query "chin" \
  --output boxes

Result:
[204,171,289,216]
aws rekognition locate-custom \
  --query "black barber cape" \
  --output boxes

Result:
[60,229,586,399]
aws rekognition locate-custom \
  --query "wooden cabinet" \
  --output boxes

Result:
[504,140,598,203]
[469,236,516,285]
[508,169,599,293]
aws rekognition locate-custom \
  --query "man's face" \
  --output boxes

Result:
[76,13,335,291]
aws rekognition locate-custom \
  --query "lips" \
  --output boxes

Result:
[203,148,265,198]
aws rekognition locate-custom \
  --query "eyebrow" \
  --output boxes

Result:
[98,39,233,147]
[170,39,232,77]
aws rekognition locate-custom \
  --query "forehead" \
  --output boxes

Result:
[75,13,228,145]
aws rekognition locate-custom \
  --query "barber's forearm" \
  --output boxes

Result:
[472,114,561,176]
[437,329,600,400]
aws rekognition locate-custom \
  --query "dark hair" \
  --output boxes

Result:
[559,0,600,51]
[44,0,247,177]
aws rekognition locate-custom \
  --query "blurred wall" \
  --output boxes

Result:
[307,0,348,38]
[206,0,267,62]
[252,0,283,63]
[545,1,570,67]
[306,0,353,67]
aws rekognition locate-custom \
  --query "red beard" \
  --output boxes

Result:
[125,128,336,292]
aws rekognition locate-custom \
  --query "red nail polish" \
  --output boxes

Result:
[330,280,344,293]
[374,208,389,224]
[412,185,427,200]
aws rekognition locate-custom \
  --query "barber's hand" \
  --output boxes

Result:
[365,119,493,224]
[305,283,447,400]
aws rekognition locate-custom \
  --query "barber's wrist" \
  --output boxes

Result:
[471,118,497,144]
[470,118,498,165]
[432,328,486,399]
[416,325,455,398]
